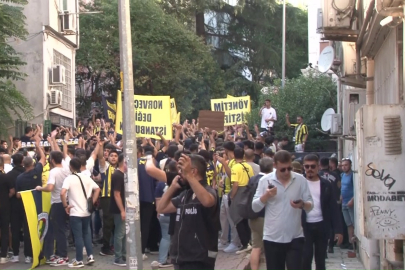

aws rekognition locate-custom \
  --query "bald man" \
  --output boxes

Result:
[245,149,260,176]
[3,154,12,173]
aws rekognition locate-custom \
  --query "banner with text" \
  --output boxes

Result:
[210,96,251,126]
[170,98,178,124]
[134,95,172,139]
[101,96,116,123]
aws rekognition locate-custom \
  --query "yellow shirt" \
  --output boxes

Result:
[231,162,254,187]
[42,154,50,187]
[206,161,215,186]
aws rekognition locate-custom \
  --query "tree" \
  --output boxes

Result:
[77,0,227,119]
[0,0,33,133]
[246,73,337,152]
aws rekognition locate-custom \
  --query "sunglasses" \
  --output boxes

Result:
[304,164,317,169]
[279,166,293,173]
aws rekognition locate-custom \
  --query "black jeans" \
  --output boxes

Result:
[174,259,215,270]
[236,219,251,247]
[43,203,68,258]
[0,209,10,257]
[140,202,154,254]
[302,221,328,270]
[10,201,24,256]
[22,214,33,257]
[100,197,114,251]
[263,237,304,270]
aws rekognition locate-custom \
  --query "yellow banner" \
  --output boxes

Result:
[176,112,181,123]
[210,96,251,126]
[134,95,172,139]
[227,94,235,98]
[116,90,123,135]
[170,98,177,124]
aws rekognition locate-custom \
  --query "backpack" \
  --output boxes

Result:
[237,164,260,219]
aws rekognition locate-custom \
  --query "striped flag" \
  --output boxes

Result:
[20,190,51,268]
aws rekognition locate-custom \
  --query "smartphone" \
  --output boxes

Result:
[267,181,274,189]
[198,132,203,142]
[100,130,106,138]
[293,199,303,204]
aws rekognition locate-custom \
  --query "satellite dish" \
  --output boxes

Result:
[318,46,335,73]
[321,108,336,131]
[333,0,351,10]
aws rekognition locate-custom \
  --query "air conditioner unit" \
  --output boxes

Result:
[318,0,354,31]
[49,89,63,106]
[356,104,405,239]
[342,87,366,135]
[330,113,342,135]
[60,13,76,34]
[52,65,66,85]
[342,42,367,77]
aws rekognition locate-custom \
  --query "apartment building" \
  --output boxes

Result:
[10,0,79,134]
[315,0,404,269]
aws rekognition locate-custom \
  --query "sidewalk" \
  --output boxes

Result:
[256,247,364,270]
[2,245,250,270]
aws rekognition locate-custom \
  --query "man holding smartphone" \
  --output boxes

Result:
[252,150,313,270]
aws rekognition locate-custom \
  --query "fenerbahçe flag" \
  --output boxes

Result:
[20,190,51,268]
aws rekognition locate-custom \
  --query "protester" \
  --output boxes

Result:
[61,158,100,268]
[341,158,355,250]
[286,114,308,153]
[259,99,277,133]
[0,156,13,264]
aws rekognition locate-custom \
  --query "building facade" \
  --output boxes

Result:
[10,0,79,134]
[315,0,404,269]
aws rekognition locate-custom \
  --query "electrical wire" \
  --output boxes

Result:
[332,0,354,14]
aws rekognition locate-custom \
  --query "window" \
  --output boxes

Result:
[53,50,72,111]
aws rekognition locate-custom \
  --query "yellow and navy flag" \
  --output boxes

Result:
[20,190,51,269]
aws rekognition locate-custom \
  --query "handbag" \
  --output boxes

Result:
[74,173,94,214]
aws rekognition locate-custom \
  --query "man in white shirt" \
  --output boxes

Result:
[258,99,277,134]
[36,151,71,266]
[3,154,13,173]
[61,158,100,268]
[301,154,343,270]
[252,150,313,270]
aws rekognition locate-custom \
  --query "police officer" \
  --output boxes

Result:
[157,154,220,270]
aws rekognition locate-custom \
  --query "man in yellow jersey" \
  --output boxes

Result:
[286,114,308,153]
[229,147,254,252]
[216,142,242,253]
[97,141,119,256]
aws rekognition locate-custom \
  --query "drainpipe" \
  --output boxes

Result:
[357,0,375,48]
[366,59,375,105]
[337,78,342,161]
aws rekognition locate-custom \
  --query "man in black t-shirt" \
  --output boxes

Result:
[20,126,34,143]
[110,154,126,267]
[0,156,13,263]
[15,137,46,264]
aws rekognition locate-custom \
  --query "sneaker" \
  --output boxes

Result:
[142,254,148,261]
[51,257,69,267]
[224,243,240,253]
[236,244,252,254]
[159,262,173,268]
[46,255,59,264]
[86,255,95,265]
[68,259,84,268]
[25,256,32,264]
[114,258,127,267]
[218,242,229,251]
[0,257,9,264]
[10,256,19,263]
[99,249,114,256]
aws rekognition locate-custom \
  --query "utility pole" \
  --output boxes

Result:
[282,0,286,87]
[118,0,143,269]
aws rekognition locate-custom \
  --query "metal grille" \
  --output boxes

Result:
[383,115,402,155]
[53,50,72,111]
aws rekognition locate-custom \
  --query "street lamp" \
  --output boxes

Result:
[282,0,286,88]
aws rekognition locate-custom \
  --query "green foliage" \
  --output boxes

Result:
[0,0,33,133]
[77,0,227,119]
[246,73,337,143]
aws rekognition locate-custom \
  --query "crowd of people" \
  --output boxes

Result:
[0,104,355,270]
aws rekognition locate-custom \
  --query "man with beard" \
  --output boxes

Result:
[301,154,342,270]
[157,154,220,270]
